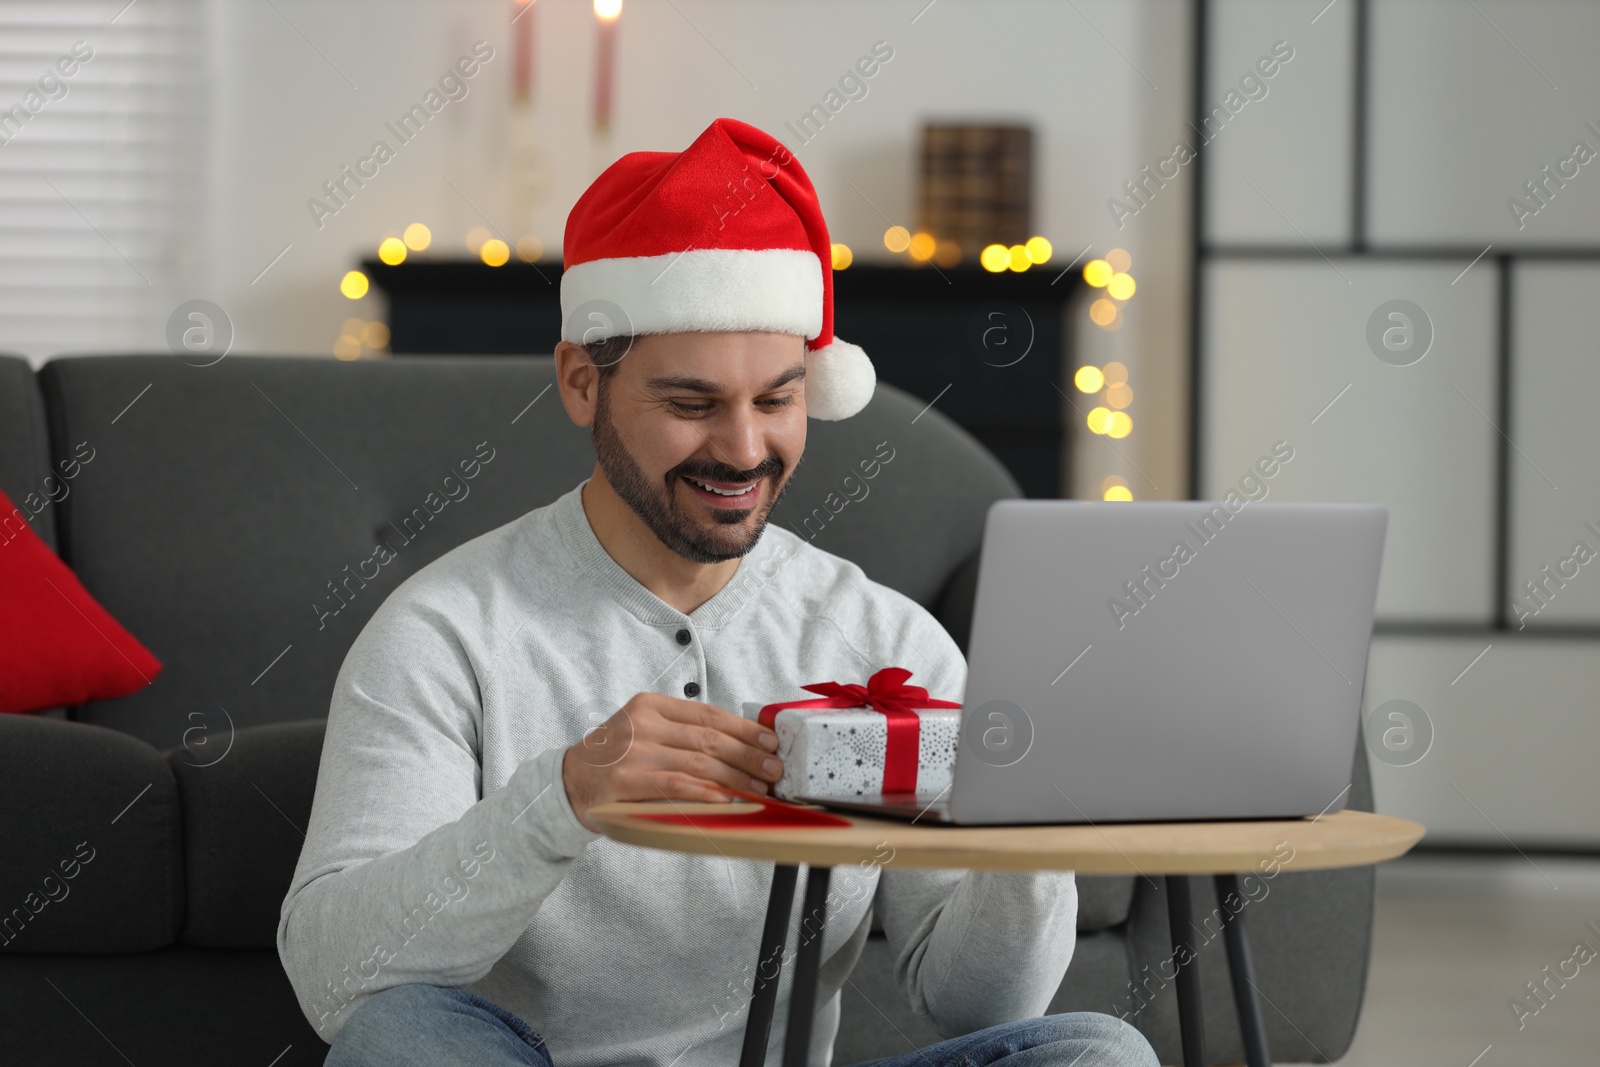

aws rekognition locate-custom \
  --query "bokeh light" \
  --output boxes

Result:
[908,231,937,261]
[363,321,391,349]
[1083,259,1113,287]
[1086,406,1112,434]
[403,223,432,251]
[1089,298,1118,326]
[933,239,962,268]
[1107,411,1133,438]
[1103,361,1129,385]
[480,238,510,266]
[466,227,491,254]
[377,237,407,265]
[831,243,853,270]
[1107,272,1136,300]
[1106,247,1132,272]
[980,244,1010,272]
[515,235,544,261]
[1007,244,1030,271]
[1074,365,1105,393]
[339,270,368,299]
[1106,382,1134,409]
[594,0,622,20]
[1025,236,1053,263]
[884,226,911,253]
[1103,485,1134,502]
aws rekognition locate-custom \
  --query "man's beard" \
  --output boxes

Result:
[591,383,796,564]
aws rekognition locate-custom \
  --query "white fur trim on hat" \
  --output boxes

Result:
[560,248,822,344]
[805,336,875,421]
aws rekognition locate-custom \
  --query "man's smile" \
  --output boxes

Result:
[680,473,763,509]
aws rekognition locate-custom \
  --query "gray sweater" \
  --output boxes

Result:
[277,481,1077,1067]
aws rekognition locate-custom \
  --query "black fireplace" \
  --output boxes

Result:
[365,261,1081,498]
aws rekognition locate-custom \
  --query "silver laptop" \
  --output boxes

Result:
[798,500,1387,825]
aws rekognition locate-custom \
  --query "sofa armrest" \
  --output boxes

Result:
[165,718,326,949]
[0,715,183,952]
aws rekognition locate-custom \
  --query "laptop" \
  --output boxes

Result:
[795,500,1388,825]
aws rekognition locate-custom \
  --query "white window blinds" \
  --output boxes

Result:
[0,0,205,363]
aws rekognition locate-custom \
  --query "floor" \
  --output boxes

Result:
[1292,851,1600,1066]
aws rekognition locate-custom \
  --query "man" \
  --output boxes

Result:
[278,117,1157,1067]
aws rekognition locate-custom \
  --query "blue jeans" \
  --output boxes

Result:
[324,983,1158,1067]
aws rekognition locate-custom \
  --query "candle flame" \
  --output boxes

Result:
[594,0,621,21]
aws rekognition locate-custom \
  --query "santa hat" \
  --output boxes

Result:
[560,117,875,421]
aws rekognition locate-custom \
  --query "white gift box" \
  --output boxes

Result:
[746,703,959,799]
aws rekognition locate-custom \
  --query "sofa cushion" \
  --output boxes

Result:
[38,355,596,753]
[0,716,183,952]
[0,487,163,714]
[0,945,321,1064]
[167,719,327,949]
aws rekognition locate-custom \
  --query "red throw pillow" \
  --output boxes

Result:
[0,489,161,714]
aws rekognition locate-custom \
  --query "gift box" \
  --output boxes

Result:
[749,667,961,800]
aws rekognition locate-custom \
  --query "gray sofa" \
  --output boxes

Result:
[0,353,1376,1065]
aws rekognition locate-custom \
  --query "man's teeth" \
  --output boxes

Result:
[688,477,756,496]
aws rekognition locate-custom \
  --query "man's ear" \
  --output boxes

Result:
[554,340,600,428]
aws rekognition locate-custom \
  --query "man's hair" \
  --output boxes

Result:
[584,335,635,387]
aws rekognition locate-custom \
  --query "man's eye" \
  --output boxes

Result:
[759,395,796,408]
[668,400,712,414]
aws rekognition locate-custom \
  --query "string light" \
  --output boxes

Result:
[933,239,961,267]
[1106,382,1133,409]
[1089,298,1117,326]
[1103,485,1133,501]
[831,243,853,270]
[1086,406,1112,434]
[1107,273,1136,300]
[377,237,407,266]
[515,235,544,262]
[1107,247,1132,272]
[980,244,1010,272]
[339,271,368,299]
[466,227,492,254]
[1074,365,1105,393]
[1025,236,1053,263]
[908,231,936,261]
[402,223,432,251]
[1007,245,1030,271]
[883,226,911,253]
[480,238,511,266]
[1083,259,1113,287]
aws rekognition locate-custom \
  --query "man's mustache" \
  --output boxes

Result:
[670,457,784,484]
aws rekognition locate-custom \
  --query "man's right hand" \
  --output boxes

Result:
[560,693,783,831]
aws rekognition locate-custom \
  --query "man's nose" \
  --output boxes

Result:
[702,405,767,474]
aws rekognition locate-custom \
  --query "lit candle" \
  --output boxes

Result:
[594,0,621,133]
[512,0,535,100]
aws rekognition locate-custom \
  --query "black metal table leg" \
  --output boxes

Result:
[740,863,798,1067]
[1215,873,1272,1067]
[782,867,832,1067]
[1165,875,1207,1067]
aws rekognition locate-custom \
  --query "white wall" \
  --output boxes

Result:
[1200,0,1600,846]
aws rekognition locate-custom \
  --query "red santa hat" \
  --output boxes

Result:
[560,117,875,421]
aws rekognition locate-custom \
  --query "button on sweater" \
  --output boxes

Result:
[277,481,1077,1067]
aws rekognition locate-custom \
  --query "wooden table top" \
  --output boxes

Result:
[587,802,1426,874]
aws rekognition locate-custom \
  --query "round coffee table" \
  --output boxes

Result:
[588,802,1424,1067]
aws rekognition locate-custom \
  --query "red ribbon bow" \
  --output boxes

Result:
[758,667,961,794]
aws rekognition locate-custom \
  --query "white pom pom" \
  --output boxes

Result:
[805,336,876,420]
